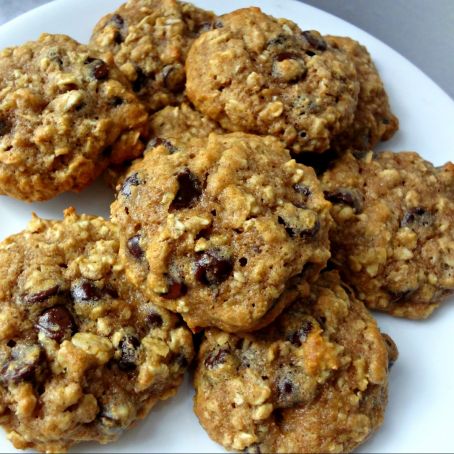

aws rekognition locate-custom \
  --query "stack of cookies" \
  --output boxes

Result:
[0,1,452,453]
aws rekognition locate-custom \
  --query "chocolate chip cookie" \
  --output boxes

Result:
[90,0,215,113]
[194,271,396,453]
[0,33,148,202]
[186,7,359,154]
[326,36,399,151]
[322,150,454,318]
[0,208,194,452]
[111,132,332,332]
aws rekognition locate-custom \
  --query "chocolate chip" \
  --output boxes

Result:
[291,150,339,175]
[132,67,147,93]
[204,347,229,369]
[36,306,75,342]
[71,280,100,302]
[400,207,434,228]
[7,340,16,348]
[161,64,185,92]
[110,13,124,28]
[110,96,124,106]
[127,234,143,259]
[85,58,109,80]
[162,278,187,300]
[324,188,364,214]
[1,344,42,383]
[287,320,313,347]
[118,335,140,371]
[146,311,163,329]
[169,168,202,210]
[24,285,59,304]
[120,172,141,197]
[278,216,319,239]
[195,249,233,286]
[239,257,248,267]
[148,137,178,154]
[0,118,12,136]
[293,184,311,197]
[302,31,327,51]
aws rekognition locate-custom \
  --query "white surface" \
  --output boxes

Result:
[0,0,453,452]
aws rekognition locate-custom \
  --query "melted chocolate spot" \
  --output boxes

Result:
[324,188,364,214]
[195,250,233,286]
[169,168,202,210]
[127,234,143,259]
[302,31,327,51]
[162,279,187,300]
[36,306,75,342]
[1,344,42,383]
[71,280,100,302]
[146,311,163,329]
[25,285,59,304]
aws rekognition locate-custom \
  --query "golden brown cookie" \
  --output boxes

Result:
[0,209,194,452]
[326,35,399,151]
[194,271,396,453]
[0,33,148,202]
[90,0,215,113]
[186,7,359,154]
[322,150,454,319]
[111,132,332,332]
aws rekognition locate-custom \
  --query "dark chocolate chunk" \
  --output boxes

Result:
[324,188,364,214]
[118,335,140,371]
[302,31,327,51]
[1,344,42,383]
[24,285,59,304]
[146,311,163,329]
[120,172,140,197]
[127,234,143,259]
[195,249,233,286]
[162,278,187,300]
[71,280,100,302]
[85,58,109,80]
[204,347,229,369]
[36,306,75,342]
[400,207,434,228]
[169,168,202,210]
[132,67,148,93]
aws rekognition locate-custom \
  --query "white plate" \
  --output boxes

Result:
[1,0,453,452]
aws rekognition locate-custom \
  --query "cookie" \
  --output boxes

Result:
[110,132,332,332]
[0,33,148,202]
[0,209,194,452]
[90,0,215,113]
[326,36,399,151]
[193,271,396,453]
[322,150,454,318]
[186,7,359,154]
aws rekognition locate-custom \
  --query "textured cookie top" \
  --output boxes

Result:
[0,209,194,453]
[326,36,399,151]
[186,7,359,154]
[90,0,215,112]
[150,102,224,145]
[322,150,454,319]
[194,271,394,453]
[0,33,148,202]
[111,132,332,332]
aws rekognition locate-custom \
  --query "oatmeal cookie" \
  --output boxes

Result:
[90,0,215,113]
[0,208,194,452]
[322,150,454,318]
[111,132,332,332]
[326,36,399,151]
[194,271,396,453]
[186,7,359,154]
[0,33,148,202]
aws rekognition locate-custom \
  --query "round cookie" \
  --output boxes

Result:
[322,150,454,319]
[193,271,396,453]
[326,36,399,151]
[90,0,215,113]
[0,209,194,452]
[111,132,332,332]
[186,7,359,154]
[0,33,148,202]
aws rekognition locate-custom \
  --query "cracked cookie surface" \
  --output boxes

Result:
[186,7,359,154]
[90,0,215,113]
[322,150,454,318]
[111,132,331,332]
[194,271,396,453]
[0,33,148,202]
[326,36,399,151]
[0,209,194,452]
